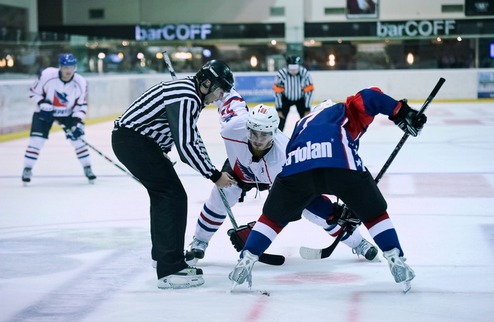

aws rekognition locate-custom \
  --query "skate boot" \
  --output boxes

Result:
[83,166,97,183]
[352,238,378,261]
[383,247,416,293]
[229,250,259,290]
[157,267,204,289]
[22,167,32,185]
[185,237,208,266]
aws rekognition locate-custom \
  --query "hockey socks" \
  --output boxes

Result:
[364,211,403,256]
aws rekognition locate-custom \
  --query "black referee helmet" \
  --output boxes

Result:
[196,60,234,92]
[286,55,301,65]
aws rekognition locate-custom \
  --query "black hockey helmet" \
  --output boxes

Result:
[196,60,234,92]
[286,55,301,65]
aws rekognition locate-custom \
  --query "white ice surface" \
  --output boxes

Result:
[1,102,493,322]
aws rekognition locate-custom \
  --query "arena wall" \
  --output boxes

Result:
[1,68,492,135]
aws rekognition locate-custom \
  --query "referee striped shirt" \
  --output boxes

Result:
[273,66,314,109]
[114,76,220,181]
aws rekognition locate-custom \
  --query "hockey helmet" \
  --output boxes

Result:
[286,55,301,65]
[196,60,234,92]
[286,55,301,74]
[247,104,279,133]
[59,53,77,66]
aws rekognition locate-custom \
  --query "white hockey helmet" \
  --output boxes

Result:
[247,104,279,133]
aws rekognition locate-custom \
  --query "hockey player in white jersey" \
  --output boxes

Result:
[186,89,378,265]
[22,53,96,184]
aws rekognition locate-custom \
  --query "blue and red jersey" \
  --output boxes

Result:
[280,87,402,177]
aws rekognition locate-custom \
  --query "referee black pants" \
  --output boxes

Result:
[111,127,188,279]
[278,96,308,131]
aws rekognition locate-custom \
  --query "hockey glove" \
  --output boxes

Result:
[338,206,361,234]
[389,100,427,137]
[38,100,54,123]
[66,118,85,141]
[227,221,256,252]
[326,202,343,225]
[328,203,361,233]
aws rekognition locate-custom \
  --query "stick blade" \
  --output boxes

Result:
[259,253,285,266]
[299,246,323,260]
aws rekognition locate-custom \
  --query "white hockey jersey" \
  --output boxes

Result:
[192,91,289,241]
[29,67,88,119]
[217,89,288,187]
[215,88,249,126]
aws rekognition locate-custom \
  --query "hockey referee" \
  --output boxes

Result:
[112,60,236,289]
[273,55,315,131]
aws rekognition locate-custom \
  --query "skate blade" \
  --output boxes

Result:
[370,256,382,262]
[88,179,95,185]
[230,281,239,292]
[401,281,412,293]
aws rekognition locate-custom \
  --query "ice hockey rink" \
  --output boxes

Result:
[1,101,493,322]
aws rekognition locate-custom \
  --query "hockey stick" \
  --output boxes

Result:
[60,124,139,182]
[217,188,240,230]
[218,188,285,266]
[299,206,360,260]
[162,52,284,265]
[300,77,446,260]
[162,51,177,80]
[374,77,446,184]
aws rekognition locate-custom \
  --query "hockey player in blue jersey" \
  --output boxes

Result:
[229,87,427,293]
[186,90,378,266]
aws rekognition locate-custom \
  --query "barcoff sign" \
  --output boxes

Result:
[135,24,213,41]
[377,20,456,37]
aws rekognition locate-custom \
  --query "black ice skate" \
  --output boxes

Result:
[22,167,32,186]
[83,166,97,184]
